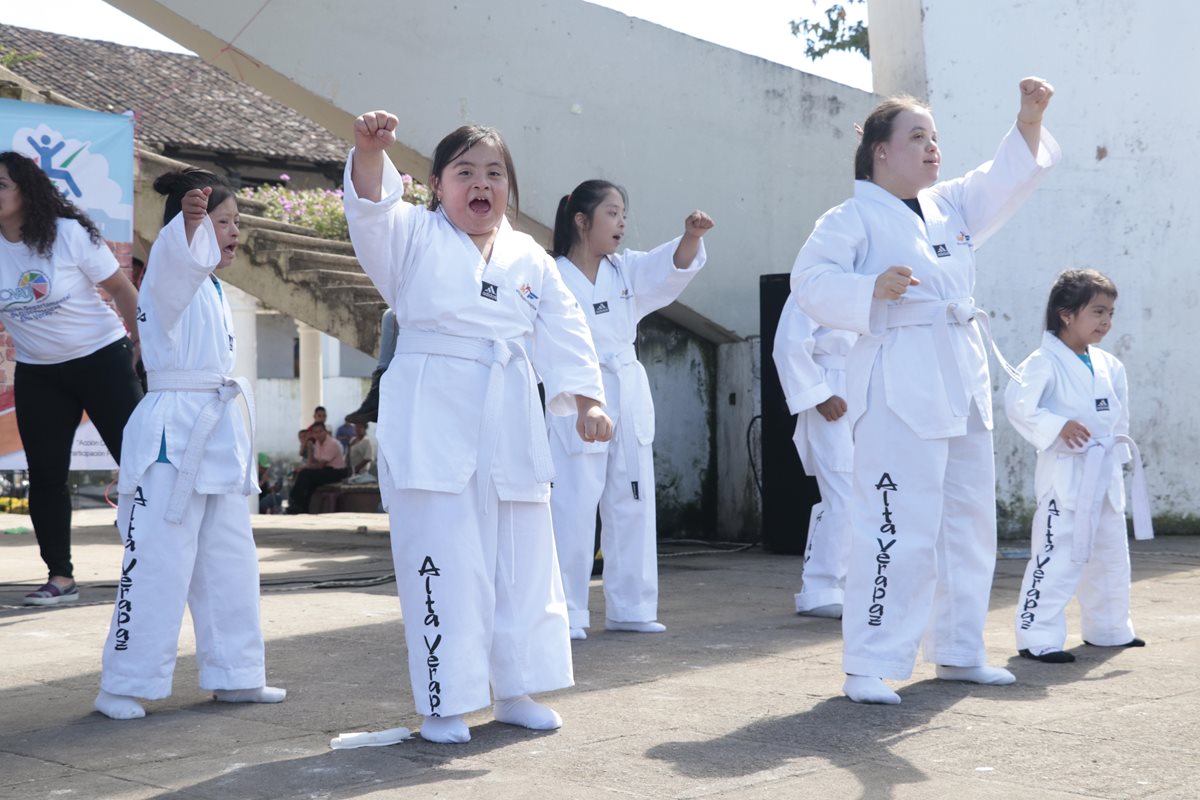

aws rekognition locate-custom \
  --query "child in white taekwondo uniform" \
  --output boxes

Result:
[95,170,284,720]
[1006,269,1151,663]
[772,296,856,619]
[343,112,612,744]
[547,180,712,640]
[792,78,1060,705]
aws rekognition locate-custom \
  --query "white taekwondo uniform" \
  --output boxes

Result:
[549,241,704,629]
[100,213,264,699]
[772,296,856,612]
[343,151,605,717]
[792,124,1060,680]
[1006,331,1151,650]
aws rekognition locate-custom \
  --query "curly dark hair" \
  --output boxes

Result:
[0,151,103,258]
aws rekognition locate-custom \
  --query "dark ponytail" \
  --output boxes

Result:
[153,168,235,227]
[549,179,628,258]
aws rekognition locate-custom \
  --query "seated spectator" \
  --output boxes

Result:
[348,422,373,476]
[335,417,355,452]
[286,424,347,514]
[258,454,283,514]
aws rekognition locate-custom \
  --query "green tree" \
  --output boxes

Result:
[790,1,868,61]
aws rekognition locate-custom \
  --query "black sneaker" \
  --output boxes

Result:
[1019,648,1076,663]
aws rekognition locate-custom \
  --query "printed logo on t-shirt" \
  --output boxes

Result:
[933,244,950,258]
[0,270,52,310]
[593,301,610,315]
[1095,398,1110,412]
[480,281,499,301]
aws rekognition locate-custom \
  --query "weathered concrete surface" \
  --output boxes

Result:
[2,509,1198,799]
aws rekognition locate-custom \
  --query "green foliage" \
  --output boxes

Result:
[0,45,43,69]
[789,1,869,61]
[238,174,431,241]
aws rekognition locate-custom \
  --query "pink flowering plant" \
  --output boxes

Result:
[239,173,431,241]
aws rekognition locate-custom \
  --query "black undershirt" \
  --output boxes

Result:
[902,197,924,221]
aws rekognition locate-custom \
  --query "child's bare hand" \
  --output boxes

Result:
[353,110,398,152]
[874,265,920,300]
[684,210,714,239]
[575,398,613,443]
[1059,419,1090,448]
[815,395,847,422]
[181,187,211,224]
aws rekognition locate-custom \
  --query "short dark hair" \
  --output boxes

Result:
[314,406,327,414]
[152,168,236,227]
[1045,269,1118,333]
[550,179,629,258]
[854,96,929,181]
[428,125,519,222]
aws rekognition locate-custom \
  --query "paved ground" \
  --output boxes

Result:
[2,509,1198,799]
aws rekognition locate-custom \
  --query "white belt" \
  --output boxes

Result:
[393,329,553,511]
[813,353,846,371]
[1071,434,1153,563]
[147,370,256,524]
[885,298,1022,417]
[601,345,642,500]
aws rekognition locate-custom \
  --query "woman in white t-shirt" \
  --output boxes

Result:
[0,151,142,606]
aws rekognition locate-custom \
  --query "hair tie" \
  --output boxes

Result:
[853,122,865,138]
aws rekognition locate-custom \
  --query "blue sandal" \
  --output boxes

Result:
[23,581,79,606]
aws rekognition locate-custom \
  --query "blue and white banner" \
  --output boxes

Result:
[0,98,134,243]
[0,99,133,472]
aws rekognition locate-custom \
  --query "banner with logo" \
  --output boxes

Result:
[0,99,135,471]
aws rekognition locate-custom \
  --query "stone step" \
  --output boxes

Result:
[248,225,357,256]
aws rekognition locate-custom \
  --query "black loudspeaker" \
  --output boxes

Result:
[759,274,822,555]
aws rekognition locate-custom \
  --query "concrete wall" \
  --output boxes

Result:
[108,0,876,339]
[869,0,1199,528]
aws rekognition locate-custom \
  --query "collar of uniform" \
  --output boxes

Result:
[1042,329,1098,380]
[853,179,933,234]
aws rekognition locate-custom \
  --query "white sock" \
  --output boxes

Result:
[570,627,587,640]
[605,619,666,633]
[420,714,470,743]
[213,686,287,704]
[935,665,1016,685]
[493,695,562,730]
[95,690,145,720]
[842,675,901,705]
[799,603,843,619]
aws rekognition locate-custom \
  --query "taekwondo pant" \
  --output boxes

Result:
[1015,492,1135,650]
[100,463,266,699]
[548,426,659,629]
[386,480,573,717]
[841,370,998,680]
[795,459,852,612]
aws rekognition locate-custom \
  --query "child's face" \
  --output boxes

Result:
[1060,293,1115,348]
[879,107,941,194]
[0,165,24,234]
[580,190,626,256]
[209,196,240,268]
[434,141,509,238]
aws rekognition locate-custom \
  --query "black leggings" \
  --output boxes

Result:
[15,337,143,580]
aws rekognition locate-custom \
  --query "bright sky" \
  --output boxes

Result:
[0,0,872,90]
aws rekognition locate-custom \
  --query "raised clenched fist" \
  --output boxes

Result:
[353,110,398,153]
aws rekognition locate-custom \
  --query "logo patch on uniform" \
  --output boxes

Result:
[619,288,633,300]
[956,230,972,245]
[517,282,539,305]
[593,301,610,315]
[480,281,499,301]
[1095,398,1110,412]
[933,244,950,258]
